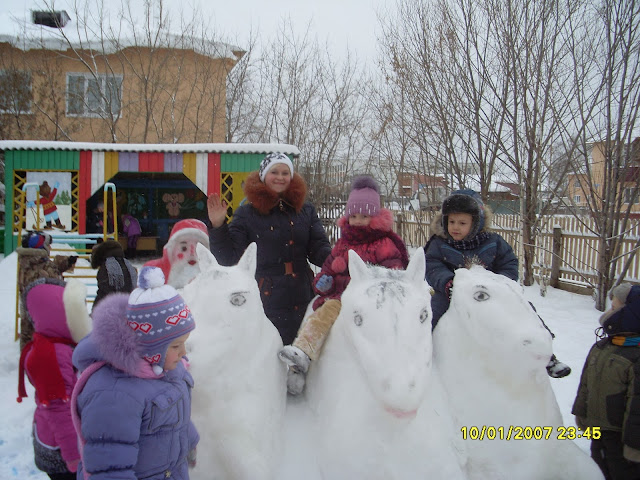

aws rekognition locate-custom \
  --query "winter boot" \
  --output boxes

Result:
[278,345,311,374]
[293,299,342,361]
[546,354,571,378]
[279,345,311,395]
[286,367,307,396]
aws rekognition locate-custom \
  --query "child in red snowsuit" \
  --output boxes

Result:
[278,175,409,395]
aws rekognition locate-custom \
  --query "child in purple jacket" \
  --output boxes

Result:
[71,266,199,479]
[17,278,91,479]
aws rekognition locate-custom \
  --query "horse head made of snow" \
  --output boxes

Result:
[307,247,433,417]
[182,243,286,480]
[437,264,553,382]
[433,265,603,480]
[301,248,468,479]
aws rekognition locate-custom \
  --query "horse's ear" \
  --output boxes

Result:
[237,242,257,274]
[348,249,368,283]
[196,243,218,270]
[405,247,426,286]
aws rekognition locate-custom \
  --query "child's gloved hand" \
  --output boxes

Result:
[187,448,197,468]
[54,181,60,189]
[315,274,333,293]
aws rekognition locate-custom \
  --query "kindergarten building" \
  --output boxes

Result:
[1,140,299,255]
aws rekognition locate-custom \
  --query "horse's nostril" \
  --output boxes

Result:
[523,339,532,346]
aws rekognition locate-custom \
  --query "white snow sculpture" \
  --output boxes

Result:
[182,243,287,480]
[302,248,468,479]
[433,266,604,480]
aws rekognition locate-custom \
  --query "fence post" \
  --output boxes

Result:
[396,213,404,239]
[550,226,562,288]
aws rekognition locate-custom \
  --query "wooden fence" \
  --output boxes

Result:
[320,208,640,292]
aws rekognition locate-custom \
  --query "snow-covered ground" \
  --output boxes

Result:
[0,248,603,478]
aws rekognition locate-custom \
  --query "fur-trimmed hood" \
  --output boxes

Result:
[73,293,160,379]
[22,277,91,343]
[337,208,395,231]
[243,171,307,215]
[431,206,494,239]
[16,246,49,259]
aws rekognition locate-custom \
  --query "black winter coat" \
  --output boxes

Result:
[209,172,331,344]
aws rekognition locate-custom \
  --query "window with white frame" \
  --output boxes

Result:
[574,195,581,204]
[624,188,638,205]
[0,69,32,114]
[66,73,122,117]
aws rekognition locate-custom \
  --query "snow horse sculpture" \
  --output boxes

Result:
[433,265,603,480]
[183,243,287,480]
[301,248,467,479]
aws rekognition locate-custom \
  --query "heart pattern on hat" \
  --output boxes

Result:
[166,307,191,326]
[144,354,162,364]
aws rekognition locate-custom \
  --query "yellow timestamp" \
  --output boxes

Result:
[461,425,601,441]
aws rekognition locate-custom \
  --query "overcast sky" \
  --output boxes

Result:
[0,0,392,66]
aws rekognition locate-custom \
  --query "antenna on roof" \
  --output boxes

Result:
[31,10,70,28]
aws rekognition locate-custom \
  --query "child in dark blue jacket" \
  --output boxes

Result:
[424,189,570,378]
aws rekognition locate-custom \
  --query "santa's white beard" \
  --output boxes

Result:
[168,262,201,289]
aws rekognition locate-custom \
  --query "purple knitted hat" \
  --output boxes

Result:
[126,266,195,374]
[345,175,381,217]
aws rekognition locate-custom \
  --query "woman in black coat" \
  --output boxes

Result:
[207,153,331,345]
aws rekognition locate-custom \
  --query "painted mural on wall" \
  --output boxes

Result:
[25,172,72,231]
[156,188,207,220]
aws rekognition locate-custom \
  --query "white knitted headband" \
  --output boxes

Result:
[258,153,294,182]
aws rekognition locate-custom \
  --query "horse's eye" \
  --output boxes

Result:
[354,313,363,327]
[230,293,246,306]
[473,291,490,302]
[419,307,429,324]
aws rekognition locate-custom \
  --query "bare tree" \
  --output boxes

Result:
[228,19,371,206]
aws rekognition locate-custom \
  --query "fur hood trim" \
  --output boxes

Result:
[431,206,494,238]
[337,208,394,231]
[16,247,49,258]
[87,293,159,378]
[63,279,92,343]
[90,239,124,269]
[244,171,307,215]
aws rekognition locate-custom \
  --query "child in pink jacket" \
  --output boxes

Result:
[17,278,90,479]
[279,176,409,395]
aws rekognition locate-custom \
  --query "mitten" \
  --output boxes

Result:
[445,280,453,299]
[54,181,60,189]
[624,445,640,463]
[187,448,197,468]
[316,275,333,293]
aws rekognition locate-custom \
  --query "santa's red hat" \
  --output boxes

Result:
[166,219,209,249]
[144,219,209,286]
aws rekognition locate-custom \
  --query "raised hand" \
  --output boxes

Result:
[207,193,228,228]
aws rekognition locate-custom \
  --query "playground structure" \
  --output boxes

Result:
[3,140,299,341]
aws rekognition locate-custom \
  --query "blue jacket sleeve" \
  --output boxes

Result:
[80,389,143,479]
[208,206,252,266]
[492,236,519,281]
[424,237,454,295]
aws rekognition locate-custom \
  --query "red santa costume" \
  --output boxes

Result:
[144,219,209,289]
